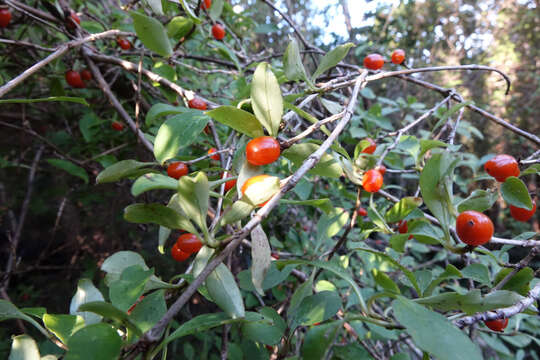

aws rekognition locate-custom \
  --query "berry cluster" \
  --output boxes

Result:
[363,49,406,71]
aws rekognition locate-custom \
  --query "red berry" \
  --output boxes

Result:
[509,202,536,222]
[171,243,191,262]
[117,38,131,50]
[484,154,520,182]
[167,161,189,179]
[398,220,414,240]
[111,121,124,131]
[361,138,377,154]
[203,125,211,135]
[212,24,226,40]
[188,98,207,110]
[176,233,203,254]
[391,49,405,65]
[271,252,280,260]
[66,12,80,30]
[0,8,12,28]
[484,318,509,332]
[223,174,237,192]
[241,174,273,207]
[65,70,85,88]
[376,165,386,176]
[363,53,384,70]
[362,169,383,193]
[80,69,92,81]
[456,210,494,246]
[201,0,212,10]
[246,136,281,166]
[357,207,368,217]
[208,148,220,161]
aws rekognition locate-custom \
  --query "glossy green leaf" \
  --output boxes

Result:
[0,301,49,337]
[423,264,461,296]
[145,103,185,126]
[461,263,491,286]
[129,290,167,333]
[154,110,209,164]
[417,289,524,314]
[131,173,178,196]
[207,106,264,138]
[501,176,533,210]
[392,297,482,360]
[494,267,534,296]
[124,203,192,230]
[311,43,354,81]
[77,301,142,336]
[282,143,342,178]
[69,279,104,325]
[212,41,242,71]
[47,159,88,184]
[457,189,498,213]
[302,321,342,359]
[251,225,271,296]
[220,199,254,225]
[288,275,314,319]
[280,198,333,214]
[177,172,209,237]
[521,164,540,176]
[418,139,447,160]
[8,335,40,360]
[96,160,155,184]
[65,323,122,360]
[131,11,172,57]
[251,62,283,137]
[289,291,341,329]
[158,226,171,254]
[373,270,400,294]
[283,38,310,83]
[167,16,194,40]
[109,265,153,312]
[385,197,423,223]
[242,307,286,345]
[206,264,245,319]
[43,314,85,344]
[165,194,199,234]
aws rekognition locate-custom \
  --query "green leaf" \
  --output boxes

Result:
[416,290,524,314]
[69,279,104,325]
[154,110,209,164]
[158,226,171,254]
[129,290,167,333]
[280,198,333,214]
[423,264,461,296]
[311,43,354,81]
[501,176,533,210]
[220,199,254,225]
[8,335,40,360]
[238,263,295,292]
[65,323,122,360]
[131,173,178,196]
[251,225,271,296]
[208,0,225,20]
[207,106,264,138]
[177,172,210,237]
[43,314,85,344]
[385,197,423,223]
[461,263,491,286]
[288,275,314,318]
[0,96,88,106]
[392,297,482,360]
[160,312,263,350]
[283,38,310,84]
[77,301,142,336]
[302,321,342,359]
[212,41,242,71]
[146,0,163,14]
[521,164,540,176]
[96,160,155,184]
[174,0,202,23]
[373,270,400,294]
[418,139,447,160]
[419,152,458,234]
[251,62,283,136]
[165,194,199,234]
[350,247,420,294]
[289,291,341,329]
[206,264,245,318]
[242,307,286,345]
[282,143,342,178]
[0,301,49,337]
[109,265,153,312]
[145,103,185,126]
[47,159,88,184]
[494,267,534,295]
[124,203,190,229]
[167,16,194,40]
[241,175,280,207]
[131,11,173,57]
[457,190,498,213]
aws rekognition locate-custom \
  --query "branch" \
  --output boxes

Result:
[0,30,132,98]
[82,49,154,153]
[454,280,540,328]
